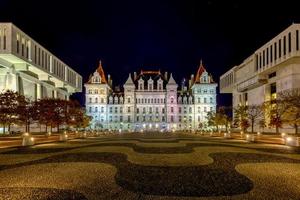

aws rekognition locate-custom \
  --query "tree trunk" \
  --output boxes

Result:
[251,119,254,133]
[46,125,48,133]
[57,124,60,133]
[295,124,298,135]
[276,126,279,134]
[8,123,11,133]
[28,122,30,133]
[3,124,6,134]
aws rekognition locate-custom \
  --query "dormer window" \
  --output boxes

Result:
[114,96,118,104]
[93,76,101,83]
[148,78,153,91]
[157,78,163,91]
[149,83,153,90]
[138,78,144,90]
[109,96,113,104]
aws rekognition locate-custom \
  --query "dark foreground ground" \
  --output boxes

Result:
[0,133,299,200]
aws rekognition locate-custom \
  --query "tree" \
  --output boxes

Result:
[217,106,232,132]
[17,98,38,132]
[264,99,289,134]
[234,105,248,132]
[0,90,24,134]
[67,100,90,130]
[278,88,300,134]
[247,104,264,133]
[206,111,217,131]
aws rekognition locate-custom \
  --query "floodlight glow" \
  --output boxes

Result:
[286,137,292,142]
[30,137,34,141]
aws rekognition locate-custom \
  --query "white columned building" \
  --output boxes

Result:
[0,23,82,99]
[220,23,300,133]
[85,61,217,132]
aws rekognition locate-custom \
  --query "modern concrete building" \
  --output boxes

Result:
[220,23,300,133]
[0,23,82,100]
[85,61,217,132]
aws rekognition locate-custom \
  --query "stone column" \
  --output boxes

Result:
[53,90,57,98]
[36,83,41,100]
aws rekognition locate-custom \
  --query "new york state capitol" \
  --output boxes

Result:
[85,61,217,132]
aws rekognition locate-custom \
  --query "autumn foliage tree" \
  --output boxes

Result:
[278,88,300,134]
[0,90,24,133]
[234,105,249,132]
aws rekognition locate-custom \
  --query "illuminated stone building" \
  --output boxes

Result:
[0,23,82,99]
[220,23,300,133]
[85,61,217,131]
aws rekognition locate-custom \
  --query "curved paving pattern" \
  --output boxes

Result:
[0,134,300,199]
[0,187,87,200]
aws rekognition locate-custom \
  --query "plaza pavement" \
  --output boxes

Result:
[0,132,299,199]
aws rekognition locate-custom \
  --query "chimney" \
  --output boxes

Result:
[191,74,194,85]
[134,72,137,80]
[108,74,112,86]
[164,72,168,80]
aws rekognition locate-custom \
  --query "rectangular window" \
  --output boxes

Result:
[255,54,259,71]
[266,48,269,65]
[34,45,37,63]
[127,116,131,123]
[38,48,41,65]
[288,32,291,53]
[21,39,24,56]
[259,53,262,68]
[283,36,286,56]
[274,42,277,60]
[296,30,299,51]
[16,34,19,53]
[279,39,282,58]
[270,45,273,63]
[3,29,6,49]
[268,72,276,79]
[262,50,265,66]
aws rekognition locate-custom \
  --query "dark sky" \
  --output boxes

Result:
[1,0,300,106]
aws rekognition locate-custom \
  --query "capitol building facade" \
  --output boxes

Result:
[85,61,217,132]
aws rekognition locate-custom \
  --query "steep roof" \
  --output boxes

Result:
[87,60,107,84]
[124,73,134,85]
[168,73,177,85]
[194,60,207,83]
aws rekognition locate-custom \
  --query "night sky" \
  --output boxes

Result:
[1,0,300,106]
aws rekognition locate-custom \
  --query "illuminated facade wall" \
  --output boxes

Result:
[85,62,217,131]
[0,23,82,100]
[220,23,300,133]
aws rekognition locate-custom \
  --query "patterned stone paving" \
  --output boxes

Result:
[0,133,299,200]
